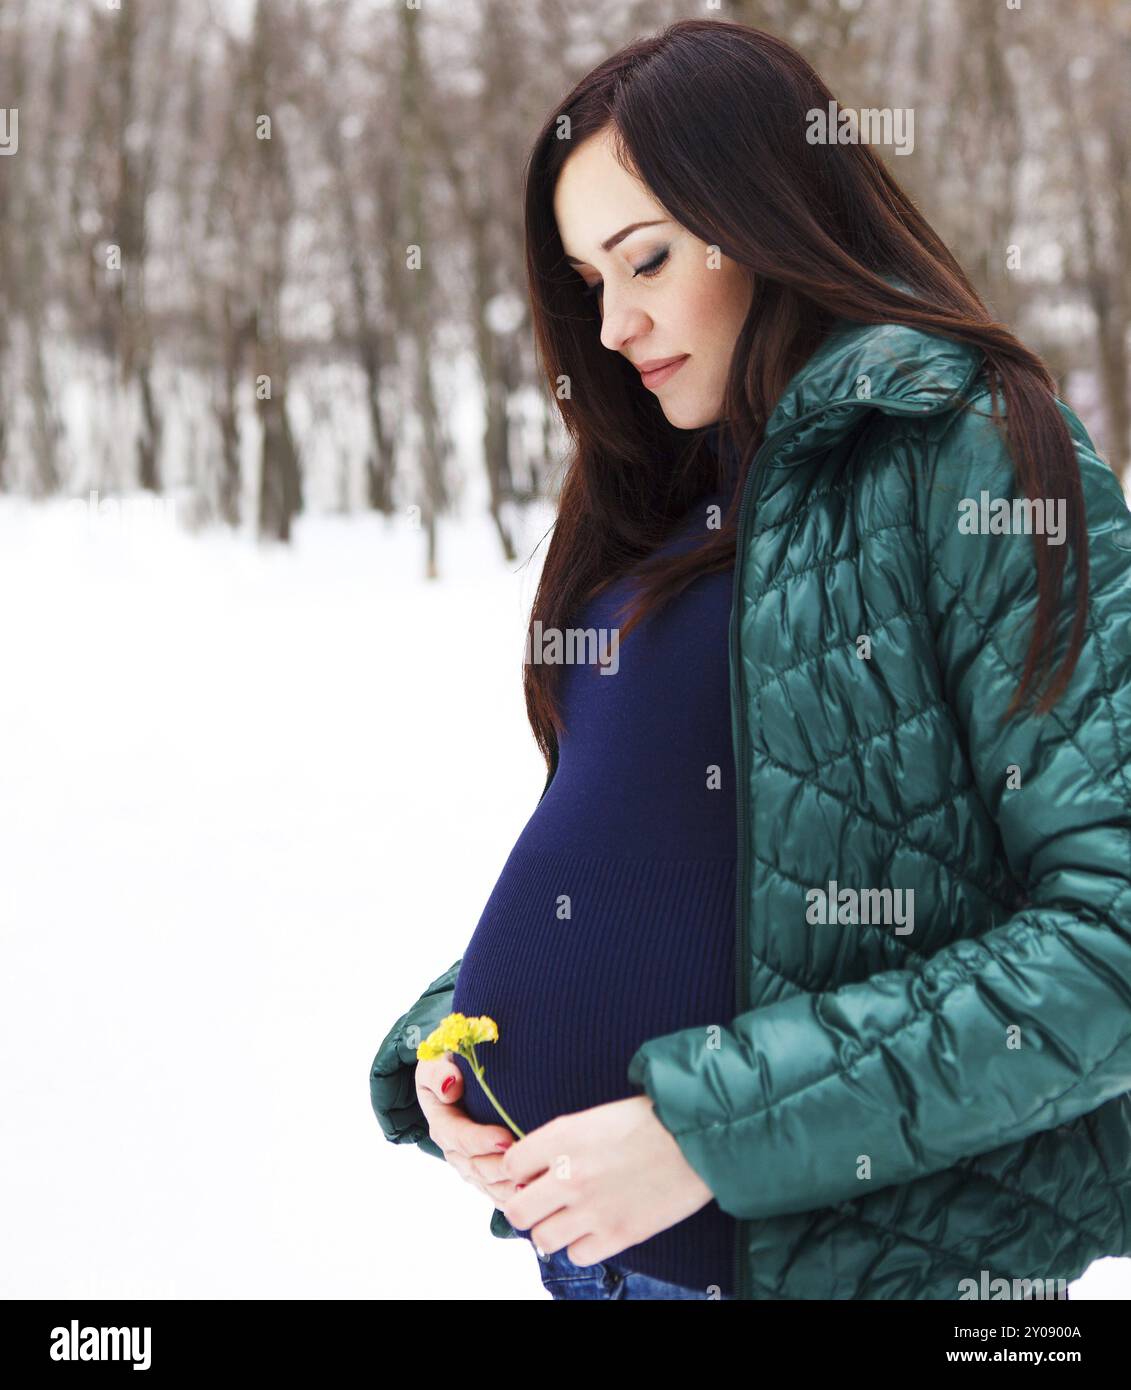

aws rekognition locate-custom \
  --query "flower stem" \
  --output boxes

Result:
[466,1044,525,1138]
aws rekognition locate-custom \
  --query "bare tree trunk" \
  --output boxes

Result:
[414,0,518,561]
[2,4,63,494]
[1054,60,1129,477]
[399,2,446,578]
[216,292,253,526]
[0,311,8,490]
[472,1,518,561]
[369,140,403,512]
[0,14,20,491]
[255,300,303,544]
[317,59,395,515]
[1098,42,1131,479]
[25,319,62,495]
[195,30,254,528]
[248,0,302,543]
[980,0,1022,326]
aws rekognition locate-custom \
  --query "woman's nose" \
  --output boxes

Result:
[599,287,650,355]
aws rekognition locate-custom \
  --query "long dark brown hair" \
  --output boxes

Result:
[521,17,1089,771]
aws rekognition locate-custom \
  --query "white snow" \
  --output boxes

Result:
[0,491,558,1299]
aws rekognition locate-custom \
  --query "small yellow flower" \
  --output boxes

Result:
[467,1016,499,1045]
[415,1012,523,1138]
[417,1012,499,1061]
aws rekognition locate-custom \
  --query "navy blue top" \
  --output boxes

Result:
[451,433,742,1295]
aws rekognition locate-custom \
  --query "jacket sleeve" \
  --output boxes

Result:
[369,957,462,1162]
[626,394,1131,1223]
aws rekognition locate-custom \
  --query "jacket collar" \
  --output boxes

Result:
[759,289,986,468]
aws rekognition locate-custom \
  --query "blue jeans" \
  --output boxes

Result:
[535,1244,736,1300]
[536,1245,1069,1300]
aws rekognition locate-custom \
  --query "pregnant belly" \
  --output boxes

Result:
[449,847,737,1138]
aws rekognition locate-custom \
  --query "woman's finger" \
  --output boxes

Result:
[415,1054,464,1105]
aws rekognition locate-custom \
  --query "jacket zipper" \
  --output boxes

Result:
[728,376,982,1303]
[729,423,778,1305]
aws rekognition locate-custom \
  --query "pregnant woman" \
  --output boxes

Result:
[370,19,1131,1300]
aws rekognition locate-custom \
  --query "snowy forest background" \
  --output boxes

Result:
[2,0,1129,1301]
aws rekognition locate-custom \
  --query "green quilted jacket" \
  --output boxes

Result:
[371,316,1131,1299]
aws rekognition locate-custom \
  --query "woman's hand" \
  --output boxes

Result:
[498,1095,716,1267]
[415,1054,520,1207]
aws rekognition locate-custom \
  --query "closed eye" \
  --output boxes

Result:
[582,247,670,302]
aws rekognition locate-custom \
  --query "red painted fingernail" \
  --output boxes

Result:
[441,1076,455,1094]
[495,1140,512,1151]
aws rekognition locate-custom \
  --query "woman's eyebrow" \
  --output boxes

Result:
[563,219,669,266]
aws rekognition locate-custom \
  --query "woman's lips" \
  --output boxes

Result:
[637,354,689,390]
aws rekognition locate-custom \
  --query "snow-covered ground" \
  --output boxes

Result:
[1,487,1128,1300]
[0,491,560,1299]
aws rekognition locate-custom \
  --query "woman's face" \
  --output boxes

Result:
[553,126,753,429]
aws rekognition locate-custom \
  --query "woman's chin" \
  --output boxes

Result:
[660,398,720,430]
